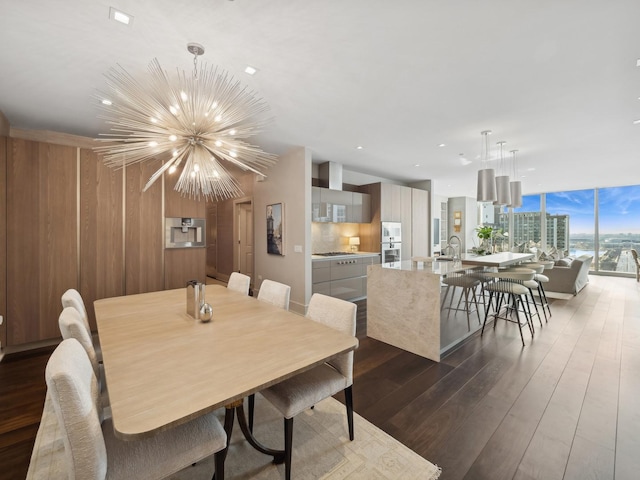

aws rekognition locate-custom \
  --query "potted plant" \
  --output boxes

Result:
[474,225,495,255]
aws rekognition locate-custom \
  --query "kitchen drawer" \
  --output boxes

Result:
[330,277,364,300]
[330,261,361,280]
[312,266,331,283]
[312,281,332,296]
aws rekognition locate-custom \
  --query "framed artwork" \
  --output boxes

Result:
[454,211,462,232]
[266,203,284,255]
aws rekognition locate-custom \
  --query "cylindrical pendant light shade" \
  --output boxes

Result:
[494,175,511,205]
[508,180,522,208]
[477,168,496,202]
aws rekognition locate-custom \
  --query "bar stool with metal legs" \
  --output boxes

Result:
[519,262,553,322]
[441,270,482,330]
[481,269,536,346]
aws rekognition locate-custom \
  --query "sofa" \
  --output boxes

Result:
[543,254,593,295]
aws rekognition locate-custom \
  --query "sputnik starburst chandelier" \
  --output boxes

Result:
[95,43,276,201]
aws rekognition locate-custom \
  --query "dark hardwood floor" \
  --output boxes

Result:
[2,275,639,479]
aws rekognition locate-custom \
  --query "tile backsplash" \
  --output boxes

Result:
[312,223,361,253]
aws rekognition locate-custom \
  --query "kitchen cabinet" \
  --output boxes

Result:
[312,254,380,300]
[312,187,371,223]
[411,188,430,257]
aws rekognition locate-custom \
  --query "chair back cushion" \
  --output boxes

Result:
[306,294,357,383]
[257,279,291,310]
[59,307,99,378]
[61,289,91,337]
[46,339,106,480]
[227,272,251,295]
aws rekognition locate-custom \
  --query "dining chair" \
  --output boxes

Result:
[249,278,292,430]
[257,279,291,311]
[61,288,102,360]
[227,272,251,295]
[61,288,91,337]
[254,293,357,480]
[58,307,101,385]
[45,338,227,480]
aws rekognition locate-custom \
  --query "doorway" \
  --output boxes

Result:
[234,199,254,285]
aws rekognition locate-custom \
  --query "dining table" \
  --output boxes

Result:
[94,285,359,463]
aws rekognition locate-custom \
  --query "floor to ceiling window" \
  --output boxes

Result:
[511,194,542,250]
[597,185,640,274]
[545,190,595,271]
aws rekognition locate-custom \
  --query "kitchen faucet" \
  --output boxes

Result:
[445,235,462,261]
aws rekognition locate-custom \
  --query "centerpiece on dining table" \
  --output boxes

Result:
[186,280,213,322]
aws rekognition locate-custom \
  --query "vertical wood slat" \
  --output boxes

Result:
[79,148,124,329]
[0,136,6,347]
[125,159,164,295]
[7,138,77,345]
[164,172,206,289]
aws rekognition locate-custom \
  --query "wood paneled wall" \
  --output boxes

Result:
[6,139,78,345]
[79,148,124,329]
[2,133,209,348]
[125,160,164,295]
[164,172,206,289]
[0,137,6,347]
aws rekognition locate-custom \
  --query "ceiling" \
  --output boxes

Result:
[1,0,639,197]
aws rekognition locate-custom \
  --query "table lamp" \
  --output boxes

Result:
[349,236,360,252]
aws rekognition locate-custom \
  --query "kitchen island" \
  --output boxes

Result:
[367,259,484,362]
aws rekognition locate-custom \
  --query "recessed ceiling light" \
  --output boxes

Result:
[356,145,363,150]
[527,167,536,171]
[109,7,133,26]
[244,66,257,75]
[637,58,640,67]
[633,119,640,124]
[414,164,421,167]
[438,143,446,147]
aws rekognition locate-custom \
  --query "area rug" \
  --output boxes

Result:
[28,393,441,480]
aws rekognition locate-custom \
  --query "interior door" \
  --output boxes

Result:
[206,203,217,277]
[237,202,254,284]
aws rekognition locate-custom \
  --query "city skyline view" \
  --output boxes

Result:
[515,186,640,235]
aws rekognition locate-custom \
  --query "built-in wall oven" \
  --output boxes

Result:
[381,221,401,264]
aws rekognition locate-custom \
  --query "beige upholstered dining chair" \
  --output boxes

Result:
[61,288,91,337]
[61,288,102,360]
[255,293,357,480]
[257,279,291,310]
[58,307,100,380]
[227,272,251,295]
[46,339,227,480]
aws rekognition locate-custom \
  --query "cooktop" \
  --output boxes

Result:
[313,251,356,256]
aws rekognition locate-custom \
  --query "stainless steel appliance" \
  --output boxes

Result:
[381,221,401,264]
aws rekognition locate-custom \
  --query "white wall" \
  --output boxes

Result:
[254,147,312,314]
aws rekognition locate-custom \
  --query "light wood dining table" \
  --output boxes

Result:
[95,285,359,460]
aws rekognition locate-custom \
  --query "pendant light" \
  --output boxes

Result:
[476,130,496,202]
[508,149,523,208]
[494,140,511,205]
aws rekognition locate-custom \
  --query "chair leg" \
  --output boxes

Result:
[538,283,552,320]
[284,417,293,480]
[212,450,225,480]
[345,385,354,441]
[481,291,494,336]
[513,297,526,347]
[248,393,255,432]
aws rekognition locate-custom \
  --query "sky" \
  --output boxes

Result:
[513,186,640,235]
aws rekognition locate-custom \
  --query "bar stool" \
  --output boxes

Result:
[481,269,536,346]
[441,270,482,330]
[521,261,553,321]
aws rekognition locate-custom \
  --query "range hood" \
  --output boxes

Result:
[318,161,343,190]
